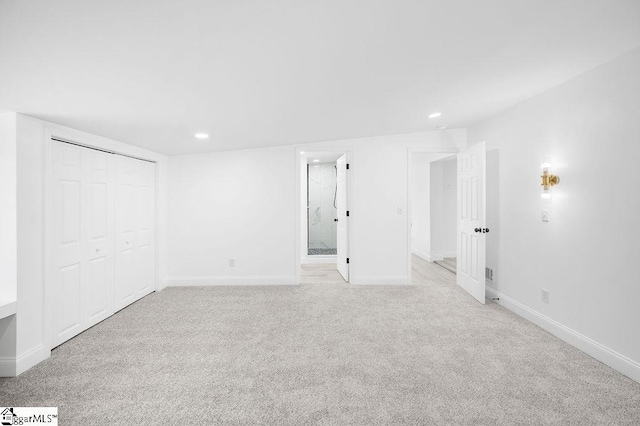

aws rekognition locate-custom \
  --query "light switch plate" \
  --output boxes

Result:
[542,209,549,222]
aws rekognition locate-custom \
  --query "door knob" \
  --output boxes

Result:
[475,228,490,233]
[475,228,481,233]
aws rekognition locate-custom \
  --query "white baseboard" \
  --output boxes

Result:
[166,275,298,286]
[17,344,50,376]
[486,287,640,384]
[411,250,432,262]
[0,344,50,377]
[0,357,16,377]
[157,278,169,292]
[350,276,410,285]
[431,252,455,261]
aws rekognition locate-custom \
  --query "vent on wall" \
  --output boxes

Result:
[485,266,495,283]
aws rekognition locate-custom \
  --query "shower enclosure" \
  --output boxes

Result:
[307,162,337,255]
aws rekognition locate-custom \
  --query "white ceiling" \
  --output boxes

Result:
[1,0,639,155]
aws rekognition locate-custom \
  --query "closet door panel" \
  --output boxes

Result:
[51,141,84,346]
[115,156,137,311]
[134,160,156,298]
[83,148,114,327]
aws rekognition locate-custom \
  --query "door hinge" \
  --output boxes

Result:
[346,211,350,217]
[346,163,350,170]
[346,258,350,264]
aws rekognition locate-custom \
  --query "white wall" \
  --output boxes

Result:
[430,156,457,259]
[0,113,18,365]
[166,146,298,285]
[0,113,17,304]
[167,130,465,287]
[468,47,640,382]
[0,113,168,376]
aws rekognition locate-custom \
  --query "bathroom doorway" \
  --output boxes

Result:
[307,161,337,256]
[297,149,350,283]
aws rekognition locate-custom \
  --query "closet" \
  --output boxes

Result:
[50,140,156,348]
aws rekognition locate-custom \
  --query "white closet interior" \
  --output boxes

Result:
[49,140,156,348]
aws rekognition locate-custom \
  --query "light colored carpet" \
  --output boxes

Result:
[1,257,639,425]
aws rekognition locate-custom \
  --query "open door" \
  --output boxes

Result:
[457,142,486,304]
[336,154,349,281]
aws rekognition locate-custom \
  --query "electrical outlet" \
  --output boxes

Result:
[542,209,549,222]
[228,258,235,268]
[541,288,550,304]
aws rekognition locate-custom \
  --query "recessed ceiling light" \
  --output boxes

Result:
[194,133,209,139]
[313,159,319,163]
[428,112,442,119]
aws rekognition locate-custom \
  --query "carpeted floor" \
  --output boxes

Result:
[1,257,639,425]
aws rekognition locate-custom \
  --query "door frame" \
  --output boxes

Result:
[406,148,459,284]
[43,126,163,350]
[294,147,354,284]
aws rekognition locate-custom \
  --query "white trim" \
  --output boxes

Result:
[486,287,640,384]
[350,276,410,286]
[16,344,50,376]
[412,250,435,262]
[0,344,50,377]
[157,278,169,292]
[0,357,16,377]
[0,300,17,320]
[165,276,298,286]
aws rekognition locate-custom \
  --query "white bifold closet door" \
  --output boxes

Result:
[51,141,115,347]
[114,155,156,311]
[50,140,156,348]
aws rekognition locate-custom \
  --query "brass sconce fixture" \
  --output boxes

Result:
[541,170,560,190]
[540,159,559,204]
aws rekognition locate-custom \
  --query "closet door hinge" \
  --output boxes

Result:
[346,163,350,170]
[346,211,350,217]
[346,258,350,264]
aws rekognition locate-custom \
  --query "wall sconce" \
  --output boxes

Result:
[540,158,559,205]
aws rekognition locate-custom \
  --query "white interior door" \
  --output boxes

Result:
[51,141,115,347]
[457,141,486,304]
[114,156,137,310]
[134,160,156,298]
[83,147,114,328]
[51,141,84,346]
[336,154,349,281]
[115,156,156,311]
